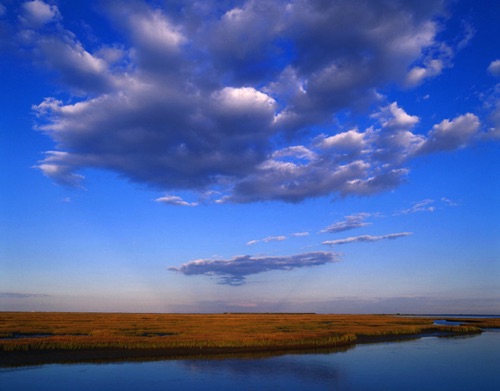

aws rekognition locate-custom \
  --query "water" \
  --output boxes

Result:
[1,331,499,390]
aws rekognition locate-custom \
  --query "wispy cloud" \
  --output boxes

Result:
[321,213,373,233]
[291,232,309,237]
[440,197,459,207]
[0,292,49,299]
[322,232,412,246]
[169,252,339,285]
[395,197,459,215]
[246,235,287,246]
[396,199,435,215]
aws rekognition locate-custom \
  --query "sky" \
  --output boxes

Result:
[0,0,499,314]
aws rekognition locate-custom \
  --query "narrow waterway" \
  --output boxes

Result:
[1,331,499,390]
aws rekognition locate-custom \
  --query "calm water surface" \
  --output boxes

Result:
[1,331,499,390]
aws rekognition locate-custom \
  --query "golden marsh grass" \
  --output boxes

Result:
[1,312,496,355]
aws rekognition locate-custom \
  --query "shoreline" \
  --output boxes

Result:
[0,328,485,368]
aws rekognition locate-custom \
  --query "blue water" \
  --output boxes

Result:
[1,331,499,390]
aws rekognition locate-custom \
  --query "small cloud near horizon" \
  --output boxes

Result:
[0,292,50,299]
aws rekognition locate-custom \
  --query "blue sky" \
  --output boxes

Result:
[0,0,499,314]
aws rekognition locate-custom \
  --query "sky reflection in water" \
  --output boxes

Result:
[1,332,499,391]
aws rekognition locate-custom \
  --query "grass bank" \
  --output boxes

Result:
[1,312,497,366]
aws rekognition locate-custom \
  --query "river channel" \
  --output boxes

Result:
[1,330,499,390]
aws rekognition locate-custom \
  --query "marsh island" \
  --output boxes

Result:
[1,312,498,366]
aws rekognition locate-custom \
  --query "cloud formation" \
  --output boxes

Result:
[169,251,339,285]
[9,0,489,203]
[322,232,412,246]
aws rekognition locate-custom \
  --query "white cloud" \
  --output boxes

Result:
[155,195,198,207]
[396,199,435,215]
[317,129,366,152]
[263,235,286,243]
[169,251,339,285]
[395,197,460,215]
[405,22,474,88]
[36,37,113,93]
[323,232,412,246]
[129,9,186,51]
[246,235,287,246]
[373,102,420,130]
[321,213,372,234]
[404,40,454,87]
[405,60,444,87]
[21,0,60,28]
[36,151,84,187]
[416,113,480,154]
[488,60,500,77]
[272,146,316,162]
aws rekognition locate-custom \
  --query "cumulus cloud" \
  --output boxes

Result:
[416,113,480,154]
[11,0,487,203]
[224,102,482,203]
[20,0,60,28]
[169,251,339,285]
[322,232,412,246]
[321,213,372,233]
[488,60,500,77]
